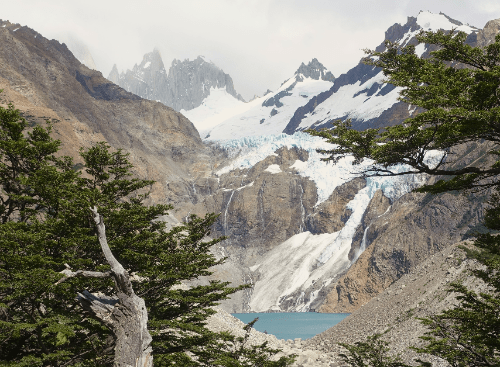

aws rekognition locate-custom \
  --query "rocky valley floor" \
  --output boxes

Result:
[207,241,484,367]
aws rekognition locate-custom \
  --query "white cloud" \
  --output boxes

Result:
[0,0,498,100]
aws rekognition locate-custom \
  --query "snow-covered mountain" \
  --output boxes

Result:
[108,51,244,115]
[189,11,483,313]
[283,11,479,133]
[201,58,335,140]
[202,11,478,143]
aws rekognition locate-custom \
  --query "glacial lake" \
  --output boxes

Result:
[231,312,349,340]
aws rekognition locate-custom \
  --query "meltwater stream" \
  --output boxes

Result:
[232,313,349,340]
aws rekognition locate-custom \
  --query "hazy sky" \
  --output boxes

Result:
[2,0,500,100]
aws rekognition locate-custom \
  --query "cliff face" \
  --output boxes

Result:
[109,52,244,112]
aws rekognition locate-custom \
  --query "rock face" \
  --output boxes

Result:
[109,51,244,111]
[295,58,335,82]
[318,190,486,314]
[477,17,500,47]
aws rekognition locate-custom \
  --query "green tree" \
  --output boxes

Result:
[309,30,500,366]
[0,102,295,366]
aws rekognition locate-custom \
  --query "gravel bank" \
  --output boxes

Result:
[305,242,485,366]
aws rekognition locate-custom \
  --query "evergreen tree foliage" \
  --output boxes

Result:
[0,102,294,366]
[413,188,500,367]
[308,30,500,366]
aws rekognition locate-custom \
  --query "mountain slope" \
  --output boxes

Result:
[202,59,335,141]
[0,19,211,210]
[283,11,479,134]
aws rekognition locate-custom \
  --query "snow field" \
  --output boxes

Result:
[203,76,333,141]
[180,87,250,132]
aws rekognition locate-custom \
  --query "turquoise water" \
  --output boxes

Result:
[231,312,349,340]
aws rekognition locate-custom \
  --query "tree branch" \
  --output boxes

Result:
[55,263,112,285]
[90,206,134,296]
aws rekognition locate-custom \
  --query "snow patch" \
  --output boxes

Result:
[415,43,426,57]
[181,87,249,132]
[143,61,151,68]
[298,71,402,130]
[416,11,476,33]
[264,164,282,174]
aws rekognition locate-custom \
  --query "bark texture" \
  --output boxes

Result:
[78,207,153,367]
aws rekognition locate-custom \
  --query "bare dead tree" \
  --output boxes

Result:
[58,207,153,367]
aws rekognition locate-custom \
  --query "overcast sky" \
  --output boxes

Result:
[2,0,500,100]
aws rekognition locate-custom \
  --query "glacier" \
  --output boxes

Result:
[216,132,442,206]
[216,132,444,312]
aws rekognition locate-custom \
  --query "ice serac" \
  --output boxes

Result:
[108,52,244,112]
[203,59,335,141]
[283,11,479,135]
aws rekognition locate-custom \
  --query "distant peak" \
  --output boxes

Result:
[107,64,120,84]
[295,58,335,82]
[139,49,165,70]
[413,11,477,32]
[197,55,213,64]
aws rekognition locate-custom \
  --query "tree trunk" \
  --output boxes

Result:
[78,207,153,367]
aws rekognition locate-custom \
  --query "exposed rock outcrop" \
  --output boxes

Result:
[477,17,500,47]
[295,58,335,82]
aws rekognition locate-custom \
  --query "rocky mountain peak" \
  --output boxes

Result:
[136,48,165,73]
[109,52,244,111]
[378,11,478,53]
[295,58,335,82]
[108,64,120,84]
